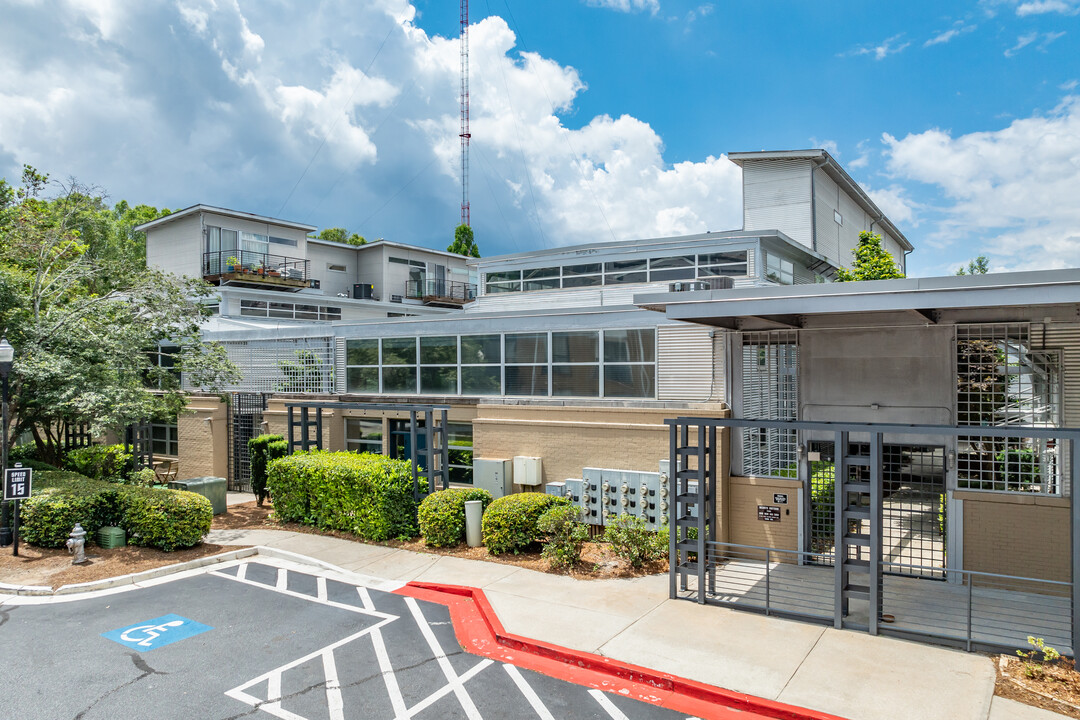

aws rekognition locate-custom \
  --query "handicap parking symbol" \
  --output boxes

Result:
[102,614,212,652]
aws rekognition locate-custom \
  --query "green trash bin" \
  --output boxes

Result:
[168,476,227,515]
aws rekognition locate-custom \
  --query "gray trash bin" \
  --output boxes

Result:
[168,476,227,515]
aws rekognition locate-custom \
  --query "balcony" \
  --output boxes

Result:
[405,279,477,307]
[203,250,311,291]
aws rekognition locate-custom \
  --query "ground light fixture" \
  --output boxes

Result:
[0,336,14,547]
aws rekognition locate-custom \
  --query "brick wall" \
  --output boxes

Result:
[177,396,229,479]
[472,403,729,492]
[959,491,1071,582]
[726,475,801,558]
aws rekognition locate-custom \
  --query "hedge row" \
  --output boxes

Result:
[267,451,422,541]
[418,488,493,547]
[481,492,569,555]
[20,471,212,551]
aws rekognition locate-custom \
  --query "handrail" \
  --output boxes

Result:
[405,279,477,302]
[202,250,310,282]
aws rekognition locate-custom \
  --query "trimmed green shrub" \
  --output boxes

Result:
[538,505,588,569]
[248,434,286,505]
[9,443,44,465]
[20,470,211,550]
[481,492,568,555]
[418,488,493,547]
[20,473,122,548]
[603,514,667,569]
[127,467,157,487]
[64,444,132,482]
[267,451,422,540]
[120,487,212,551]
[12,458,62,472]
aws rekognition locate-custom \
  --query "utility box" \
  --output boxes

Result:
[545,481,566,497]
[168,476,227,515]
[513,456,542,486]
[353,283,374,299]
[473,458,513,499]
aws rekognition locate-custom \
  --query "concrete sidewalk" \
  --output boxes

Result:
[204,527,1058,720]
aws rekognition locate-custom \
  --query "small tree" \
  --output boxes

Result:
[956,256,989,275]
[316,227,365,246]
[447,224,480,258]
[248,434,286,506]
[834,231,905,282]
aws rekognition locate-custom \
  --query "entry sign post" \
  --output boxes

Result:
[4,466,31,556]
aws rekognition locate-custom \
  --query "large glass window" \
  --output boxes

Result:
[698,251,748,277]
[649,255,696,281]
[603,328,656,398]
[151,422,179,457]
[420,335,457,394]
[461,334,501,395]
[346,339,379,393]
[446,423,474,485]
[552,331,600,397]
[765,252,794,285]
[505,332,548,395]
[345,418,383,454]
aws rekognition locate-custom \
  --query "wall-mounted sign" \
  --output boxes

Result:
[757,505,781,522]
[773,493,788,505]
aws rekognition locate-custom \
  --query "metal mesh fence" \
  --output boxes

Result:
[187,337,335,395]
[740,331,798,477]
[957,324,1062,494]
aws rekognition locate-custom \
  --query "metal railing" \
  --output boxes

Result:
[405,279,476,303]
[690,540,1071,655]
[203,250,310,284]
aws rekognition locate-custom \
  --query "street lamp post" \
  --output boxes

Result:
[0,337,14,548]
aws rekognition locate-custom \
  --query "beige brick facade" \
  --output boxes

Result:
[177,395,229,479]
[958,491,1071,582]
[472,403,729,492]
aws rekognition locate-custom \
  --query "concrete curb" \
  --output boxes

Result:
[403,581,849,720]
[0,547,260,597]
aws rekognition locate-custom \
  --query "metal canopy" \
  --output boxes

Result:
[284,401,451,500]
[636,269,1080,331]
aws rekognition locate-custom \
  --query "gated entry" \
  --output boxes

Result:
[228,393,266,492]
[808,441,947,580]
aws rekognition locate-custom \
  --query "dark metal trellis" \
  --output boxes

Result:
[285,401,450,500]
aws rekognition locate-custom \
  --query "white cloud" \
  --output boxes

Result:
[1061,79,1079,90]
[810,137,839,156]
[584,0,659,15]
[1016,0,1080,15]
[845,34,911,60]
[1005,32,1038,56]
[883,96,1080,269]
[924,24,977,47]
[0,1,745,251]
[864,184,918,226]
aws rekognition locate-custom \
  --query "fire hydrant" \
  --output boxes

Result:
[66,523,88,565]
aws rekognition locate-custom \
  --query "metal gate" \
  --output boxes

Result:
[229,393,266,492]
[808,441,946,579]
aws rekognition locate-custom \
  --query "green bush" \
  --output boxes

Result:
[20,470,210,550]
[248,434,286,505]
[418,488,493,547]
[997,446,1040,490]
[64,444,132,482]
[127,467,157,488]
[267,451,422,540]
[20,474,122,548]
[9,443,44,465]
[12,458,62,472]
[120,487,213,551]
[809,461,836,540]
[481,492,568,555]
[538,505,588,569]
[603,514,667,569]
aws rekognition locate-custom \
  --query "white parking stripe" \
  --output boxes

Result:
[397,659,492,720]
[236,563,248,581]
[503,664,556,720]
[405,597,484,720]
[317,576,327,602]
[370,627,409,718]
[276,568,288,590]
[322,649,345,720]
[589,689,631,720]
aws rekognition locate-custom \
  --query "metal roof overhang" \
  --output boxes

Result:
[634,269,1080,331]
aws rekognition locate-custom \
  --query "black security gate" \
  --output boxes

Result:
[808,440,946,579]
[229,393,266,492]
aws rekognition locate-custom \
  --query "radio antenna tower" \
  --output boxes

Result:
[459,0,471,227]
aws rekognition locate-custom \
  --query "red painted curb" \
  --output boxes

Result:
[396,580,847,720]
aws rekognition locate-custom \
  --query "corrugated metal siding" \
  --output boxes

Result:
[813,167,840,264]
[743,159,813,248]
[1042,324,1080,427]
[335,337,346,393]
[657,324,718,401]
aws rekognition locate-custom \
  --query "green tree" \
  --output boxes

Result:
[447,224,480,258]
[316,227,366,246]
[834,231,905,282]
[0,165,239,464]
[956,256,989,275]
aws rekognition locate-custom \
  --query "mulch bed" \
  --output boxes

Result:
[994,653,1080,717]
[211,501,668,580]
[0,542,240,590]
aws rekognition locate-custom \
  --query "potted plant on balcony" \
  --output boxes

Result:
[226,256,240,273]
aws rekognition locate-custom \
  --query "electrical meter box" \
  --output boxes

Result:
[545,481,566,497]
[513,456,543,486]
[579,469,604,524]
[474,458,513,498]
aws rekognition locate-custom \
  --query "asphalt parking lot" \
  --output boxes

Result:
[0,559,698,720]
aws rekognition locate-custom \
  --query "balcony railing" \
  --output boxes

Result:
[203,250,311,288]
[405,279,477,306]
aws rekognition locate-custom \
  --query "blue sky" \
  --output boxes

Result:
[1,0,1078,276]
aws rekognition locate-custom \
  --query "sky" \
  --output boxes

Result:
[1,0,1078,276]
